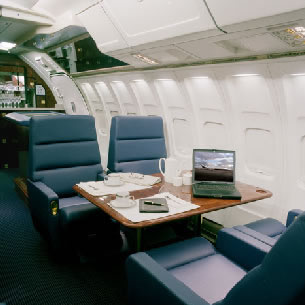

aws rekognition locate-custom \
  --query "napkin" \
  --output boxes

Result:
[119,173,161,186]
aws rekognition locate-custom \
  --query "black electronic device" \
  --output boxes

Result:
[139,198,169,213]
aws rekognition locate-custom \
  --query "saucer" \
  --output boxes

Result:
[110,199,136,208]
[104,180,124,187]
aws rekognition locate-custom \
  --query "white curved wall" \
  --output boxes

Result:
[20,52,89,115]
[74,56,305,227]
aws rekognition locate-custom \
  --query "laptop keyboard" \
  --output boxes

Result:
[195,184,235,191]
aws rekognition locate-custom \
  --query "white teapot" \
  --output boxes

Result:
[159,157,181,183]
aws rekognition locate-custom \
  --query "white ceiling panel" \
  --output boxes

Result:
[102,0,215,47]
[206,0,305,27]
[177,39,234,60]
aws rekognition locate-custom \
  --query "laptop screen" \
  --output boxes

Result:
[193,149,235,184]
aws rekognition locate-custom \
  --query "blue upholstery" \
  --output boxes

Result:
[147,238,246,304]
[286,209,303,226]
[127,212,305,305]
[107,116,167,175]
[28,114,102,197]
[27,115,120,252]
[233,209,303,247]
[245,217,286,237]
[216,228,272,269]
[233,225,277,247]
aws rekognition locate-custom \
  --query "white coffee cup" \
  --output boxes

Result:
[173,176,183,187]
[159,157,181,183]
[104,173,121,186]
[183,172,192,185]
[112,191,135,208]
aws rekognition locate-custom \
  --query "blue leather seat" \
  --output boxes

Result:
[232,209,303,247]
[127,211,305,305]
[27,115,120,253]
[107,116,167,175]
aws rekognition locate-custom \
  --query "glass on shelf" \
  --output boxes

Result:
[0,66,26,109]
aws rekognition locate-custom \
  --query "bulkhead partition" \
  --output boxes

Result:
[74,56,305,227]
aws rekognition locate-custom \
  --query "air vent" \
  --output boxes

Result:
[143,47,198,64]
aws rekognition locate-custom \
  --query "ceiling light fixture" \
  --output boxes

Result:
[290,73,305,76]
[232,74,259,77]
[190,76,209,79]
[132,54,159,65]
[0,42,16,51]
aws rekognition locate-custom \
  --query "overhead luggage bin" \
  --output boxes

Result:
[76,2,129,53]
[205,0,305,29]
[101,0,216,47]
[75,0,305,67]
[76,0,217,53]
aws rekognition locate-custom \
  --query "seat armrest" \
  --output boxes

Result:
[233,225,277,247]
[126,252,210,305]
[27,180,59,239]
[216,228,272,270]
[286,209,304,227]
[27,180,58,217]
[29,180,58,199]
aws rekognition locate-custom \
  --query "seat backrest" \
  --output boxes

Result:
[221,211,305,305]
[107,116,167,175]
[28,115,102,197]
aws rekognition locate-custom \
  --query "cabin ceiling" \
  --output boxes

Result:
[0,1,54,52]
[0,20,36,44]
[1,0,305,67]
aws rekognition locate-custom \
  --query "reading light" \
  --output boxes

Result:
[273,26,305,47]
[232,74,259,77]
[294,26,305,34]
[132,54,159,65]
[0,42,16,51]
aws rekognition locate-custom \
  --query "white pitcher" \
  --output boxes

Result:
[159,157,180,183]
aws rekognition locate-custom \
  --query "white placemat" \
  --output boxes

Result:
[77,181,151,196]
[106,192,200,223]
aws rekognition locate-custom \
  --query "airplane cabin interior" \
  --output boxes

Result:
[0,1,305,304]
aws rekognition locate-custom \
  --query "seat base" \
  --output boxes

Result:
[147,237,246,304]
[171,253,246,304]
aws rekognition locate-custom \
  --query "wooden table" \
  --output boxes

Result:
[73,176,272,251]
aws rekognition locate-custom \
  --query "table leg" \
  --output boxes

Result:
[194,214,202,236]
[136,228,142,252]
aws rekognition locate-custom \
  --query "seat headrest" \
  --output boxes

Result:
[111,116,164,140]
[30,115,97,144]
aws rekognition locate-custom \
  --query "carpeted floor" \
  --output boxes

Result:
[0,169,128,305]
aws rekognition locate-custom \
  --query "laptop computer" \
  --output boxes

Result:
[192,149,241,199]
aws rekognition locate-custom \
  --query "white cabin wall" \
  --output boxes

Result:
[20,51,89,115]
[214,66,285,225]
[269,62,305,214]
[75,74,169,167]
[74,56,305,227]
